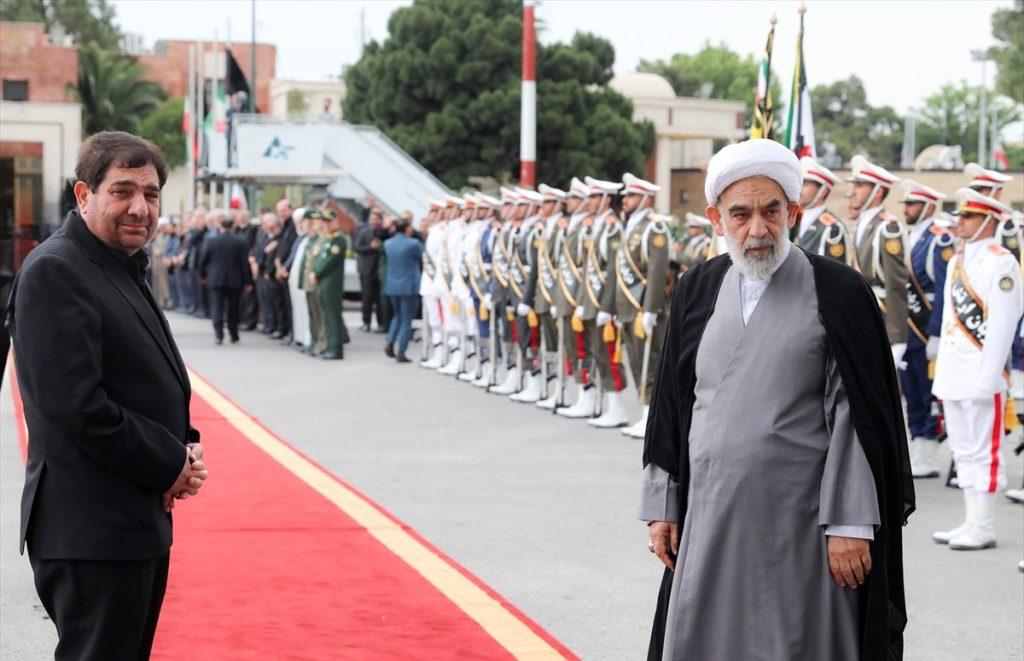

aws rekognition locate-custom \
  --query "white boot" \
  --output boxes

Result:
[589,391,631,428]
[950,491,997,550]
[536,378,560,410]
[439,349,463,375]
[471,361,493,388]
[490,367,519,395]
[558,385,598,419]
[933,490,974,544]
[420,344,445,369]
[622,405,649,438]
[511,372,543,403]
[457,350,478,381]
[911,437,941,478]
[1011,369,1024,400]
[1006,488,1024,504]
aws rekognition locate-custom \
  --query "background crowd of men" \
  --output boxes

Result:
[409,160,1024,566]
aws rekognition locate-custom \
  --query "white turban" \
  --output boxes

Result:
[704,139,802,206]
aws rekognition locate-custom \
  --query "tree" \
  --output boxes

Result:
[989,0,1023,103]
[342,0,652,188]
[810,76,903,167]
[913,82,1023,166]
[286,89,309,115]
[137,97,186,168]
[638,42,784,134]
[75,41,166,135]
[0,0,121,50]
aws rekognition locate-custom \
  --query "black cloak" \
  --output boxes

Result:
[642,250,915,661]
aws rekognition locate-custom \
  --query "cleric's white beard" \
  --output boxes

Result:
[725,231,783,281]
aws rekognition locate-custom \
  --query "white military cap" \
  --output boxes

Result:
[899,179,945,205]
[932,211,957,230]
[584,176,624,195]
[291,207,306,223]
[462,193,478,208]
[684,212,713,228]
[499,187,518,204]
[428,199,445,210]
[568,177,590,198]
[444,195,463,208]
[538,183,567,201]
[954,187,1011,219]
[648,212,676,225]
[622,172,660,196]
[800,156,840,188]
[477,193,501,209]
[516,187,545,205]
[964,162,1013,192]
[846,154,900,189]
[704,138,802,205]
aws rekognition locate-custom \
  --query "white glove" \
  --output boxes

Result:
[891,343,907,371]
[642,311,658,337]
[596,311,612,327]
[574,305,585,319]
[517,302,531,317]
[483,293,493,311]
[925,336,940,361]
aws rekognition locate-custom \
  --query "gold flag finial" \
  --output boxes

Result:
[798,3,807,15]
[770,12,778,25]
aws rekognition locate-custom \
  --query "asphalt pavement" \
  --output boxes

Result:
[2,311,1021,659]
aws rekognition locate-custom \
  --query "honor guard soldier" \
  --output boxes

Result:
[899,180,953,478]
[509,188,546,403]
[468,193,502,387]
[457,193,489,381]
[675,212,713,274]
[309,208,347,360]
[555,177,602,419]
[583,177,629,427]
[846,154,909,368]
[300,209,328,356]
[604,173,669,438]
[440,196,473,376]
[932,189,1022,551]
[796,156,849,263]
[421,199,452,368]
[489,187,522,394]
[535,184,567,409]
[965,163,1022,397]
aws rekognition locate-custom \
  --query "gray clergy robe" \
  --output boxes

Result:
[638,247,880,660]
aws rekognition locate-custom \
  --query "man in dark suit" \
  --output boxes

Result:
[271,199,296,340]
[383,218,423,362]
[354,208,385,332]
[234,210,260,330]
[200,215,254,344]
[8,131,210,660]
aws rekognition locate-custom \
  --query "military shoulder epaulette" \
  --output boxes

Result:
[880,220,903,238]
[988,243,1010,255]
[934,231,955,247]
[820,212,837,226]
[879,211,899,223]
[824,223,845,241]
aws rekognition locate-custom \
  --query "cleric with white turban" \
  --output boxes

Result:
[639,141,913,660]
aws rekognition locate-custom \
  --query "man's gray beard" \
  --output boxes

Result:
[725,232,782,281]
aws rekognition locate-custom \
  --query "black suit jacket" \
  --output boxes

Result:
[9,211,195,561]
[200,231,253,290]
[353,223,381,277]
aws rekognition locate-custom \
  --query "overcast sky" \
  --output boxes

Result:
[112,0,1015,114]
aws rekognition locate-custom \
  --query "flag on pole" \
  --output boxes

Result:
[784,5,815,157]
[750,14,777,140]
[992,128,1010,170]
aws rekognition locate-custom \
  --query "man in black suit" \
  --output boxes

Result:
[354,208,385,331]
[234,209,260,330]
[8,131,210,660]
[200,214,254,344]
[271,198,297,340]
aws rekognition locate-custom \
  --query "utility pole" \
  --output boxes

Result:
[519,0,537,188]
[972,49,989,168]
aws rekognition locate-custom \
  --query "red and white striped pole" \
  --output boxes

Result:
[520,0,537,188]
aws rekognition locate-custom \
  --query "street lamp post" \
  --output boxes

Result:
[971,49,989,168]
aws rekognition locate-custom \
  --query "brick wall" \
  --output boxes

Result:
[0,23,78,103]
[150,40,276,112]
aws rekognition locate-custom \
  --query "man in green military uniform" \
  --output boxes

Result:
[605,173,670,438]
[309,209,348,360]
[300,209,327,356]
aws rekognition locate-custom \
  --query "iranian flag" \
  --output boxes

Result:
[750,16,776,140]
[785,8,815,158]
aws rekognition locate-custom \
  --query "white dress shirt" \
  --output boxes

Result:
[854,205,883,246]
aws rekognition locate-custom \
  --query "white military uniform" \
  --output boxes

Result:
[419,202,448,368]
[932,189,1022,551]
[439,199,470,375]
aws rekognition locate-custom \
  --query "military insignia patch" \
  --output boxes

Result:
[1000,276,1014,292]
[534,239,543,250]
[828,243,845,258]
[940,247,954,262]
[884,238,901,255]
[330,245,341,255]
[652,234,666,248]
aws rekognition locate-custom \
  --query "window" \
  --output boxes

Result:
[2,80,29,101]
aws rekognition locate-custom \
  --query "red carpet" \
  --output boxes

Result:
[8,367,574,660]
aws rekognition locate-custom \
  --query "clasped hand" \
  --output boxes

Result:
[162,442,209,512]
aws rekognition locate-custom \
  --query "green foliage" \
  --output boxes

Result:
[913,81,1023,165]
[75,41,166,135]
[0,0,121,50]
[810,76,903,167]
[638,42,784,134]
[989,0,1024,103]
[286,89,309,115]
[137,97,186,168]
[342,0,652,188]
